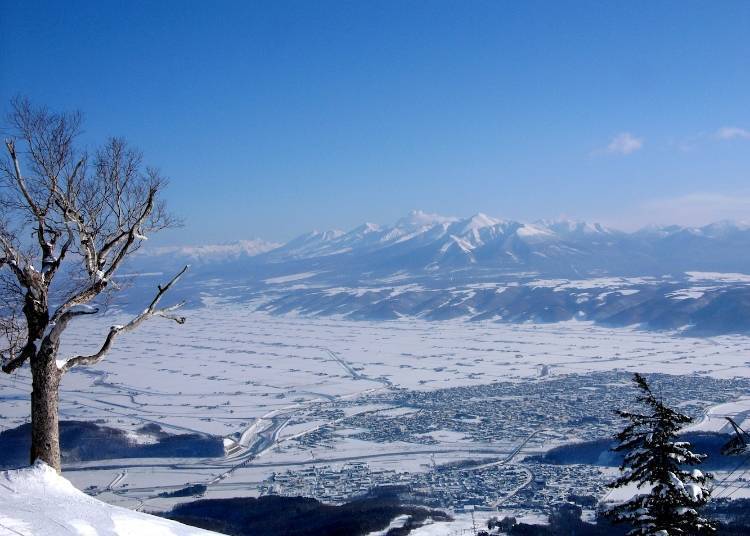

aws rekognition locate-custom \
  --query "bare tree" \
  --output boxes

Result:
[0,98,187,472]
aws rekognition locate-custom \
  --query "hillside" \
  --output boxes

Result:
[0,461,224,536]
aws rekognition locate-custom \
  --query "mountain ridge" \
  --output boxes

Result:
[137,212,750,277]
[122,212,750,335]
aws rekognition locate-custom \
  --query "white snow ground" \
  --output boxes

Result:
[0,461,223,536]
[3,305,750,532]
[2,306,750,508]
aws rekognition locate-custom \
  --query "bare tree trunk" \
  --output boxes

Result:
[20,286,63,471]
[30,351,61,471]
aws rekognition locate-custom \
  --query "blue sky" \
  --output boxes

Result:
[2,1,749,244]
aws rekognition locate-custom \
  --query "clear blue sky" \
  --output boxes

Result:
[2,1,749,244]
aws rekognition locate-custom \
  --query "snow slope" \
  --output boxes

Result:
[0,461,223,536]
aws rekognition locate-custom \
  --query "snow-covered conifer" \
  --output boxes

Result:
[606,373,714,535]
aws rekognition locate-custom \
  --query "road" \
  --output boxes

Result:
[325,348,392,388]
[492,465,534,507]
[456,429,543,473]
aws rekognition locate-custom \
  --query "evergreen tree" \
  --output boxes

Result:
[606,373,714,535]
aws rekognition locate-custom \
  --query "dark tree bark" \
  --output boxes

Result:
[30,353,61,467]
[0,98,186,472]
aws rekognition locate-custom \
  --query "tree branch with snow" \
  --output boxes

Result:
[0,97,185,471]
[59,266,187,373]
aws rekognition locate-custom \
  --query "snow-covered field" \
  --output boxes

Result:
[3,304,750,530]
[4,305,750,434]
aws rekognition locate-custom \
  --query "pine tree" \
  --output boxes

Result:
[606,373,714,536]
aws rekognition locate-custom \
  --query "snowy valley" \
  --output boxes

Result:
[6,213,750,534]
[5,300,750,533]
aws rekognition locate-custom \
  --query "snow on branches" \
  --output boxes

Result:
[605,373,715,536]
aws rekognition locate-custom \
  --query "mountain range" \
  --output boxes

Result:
[126,211,750,335]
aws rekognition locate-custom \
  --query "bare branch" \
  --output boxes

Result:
[48,223,74,276]
[154,301,187,324]
[0,231,29,288]
[1,341,35,374]
[59,266,188,373]
[4,139,41,217]
[51,198,158,320]
[45,305,100,347]
[101,185,157,279]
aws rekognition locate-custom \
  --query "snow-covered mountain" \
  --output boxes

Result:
[239,211,750,278]
[150,239,281,260]
[130,238,281,274]
[122,212,750,335]
[247,210,617,275]
[132,212,750,278]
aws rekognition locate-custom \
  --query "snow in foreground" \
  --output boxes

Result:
[0,461,223,536]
